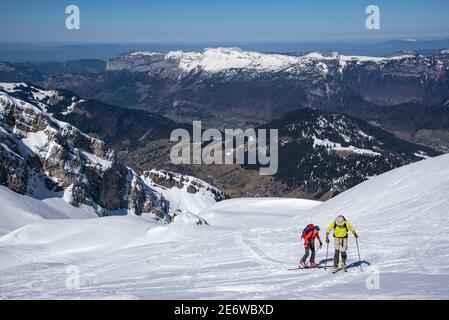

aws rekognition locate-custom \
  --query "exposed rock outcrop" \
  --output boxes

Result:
[0,90,165,219]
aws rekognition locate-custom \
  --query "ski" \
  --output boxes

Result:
[332,268,349,274]
[332,268,342,274]
[289,266,326,270]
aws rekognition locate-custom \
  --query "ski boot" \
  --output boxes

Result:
[342,258,347,272]
[310,262,318,268]
[332,264,339,274]
[299,260,307,269]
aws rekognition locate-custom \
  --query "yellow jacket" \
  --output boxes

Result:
[326,220,355,238]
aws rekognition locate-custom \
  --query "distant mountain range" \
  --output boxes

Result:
[4,47,448,151]
[1,45,449,199]
[13,59,106,76]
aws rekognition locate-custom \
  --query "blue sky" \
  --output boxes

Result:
[1,0,449,43]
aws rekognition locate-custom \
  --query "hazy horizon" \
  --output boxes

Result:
[1,37,449,62]
[1,1,449,43]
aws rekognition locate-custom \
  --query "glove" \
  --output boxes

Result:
[353,232,359,238]
[319,242,323,249]
[325,235,330,244]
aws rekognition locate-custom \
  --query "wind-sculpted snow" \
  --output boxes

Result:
[0,185,97,236]
[1,155,448,299]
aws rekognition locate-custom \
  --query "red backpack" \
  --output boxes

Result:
[301,224,315,239]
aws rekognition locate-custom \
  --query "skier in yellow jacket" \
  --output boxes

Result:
[325,215,358,272]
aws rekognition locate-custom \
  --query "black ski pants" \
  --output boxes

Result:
[301,241,315,264]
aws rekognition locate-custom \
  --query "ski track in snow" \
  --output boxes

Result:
[1,155,449,299]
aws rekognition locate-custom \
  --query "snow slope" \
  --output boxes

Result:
[0,186,97,236]
[1,154,449,299]
[0,215,158,272]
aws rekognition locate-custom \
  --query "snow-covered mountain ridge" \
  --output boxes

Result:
[101,47,449,130]
[108,47,422,74]
[254,108,439,198]
[0,82,82,115]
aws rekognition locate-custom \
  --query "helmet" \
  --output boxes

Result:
[314,225,320,231]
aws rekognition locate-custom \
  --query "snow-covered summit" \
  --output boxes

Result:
[0,82,83,115]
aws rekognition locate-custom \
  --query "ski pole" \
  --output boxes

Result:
[355,237,363,272]
[324,241,329,270]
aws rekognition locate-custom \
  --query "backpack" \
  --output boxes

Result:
[301,224,315,239]
[334,222,348,231]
